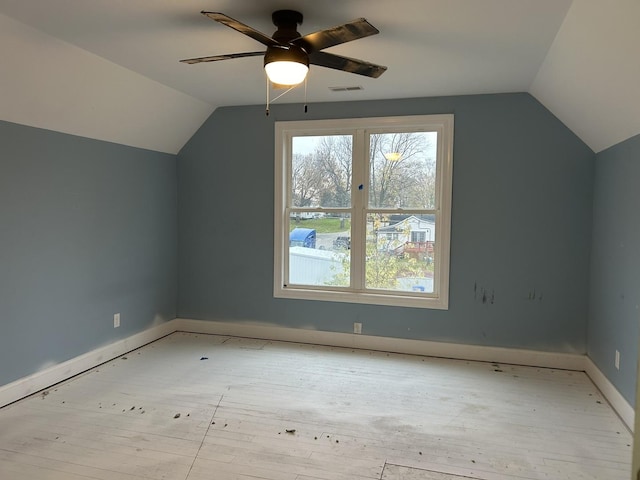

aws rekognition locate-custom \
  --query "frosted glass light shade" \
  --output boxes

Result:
[265,61,309,86]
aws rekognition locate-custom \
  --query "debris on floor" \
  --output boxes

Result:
[285,429,296,434]
[200,356,208,360]
[174,413,181,419]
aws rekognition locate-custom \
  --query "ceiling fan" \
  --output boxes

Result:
[180,10,387,87]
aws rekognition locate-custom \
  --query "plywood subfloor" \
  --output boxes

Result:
[0,332,632,479]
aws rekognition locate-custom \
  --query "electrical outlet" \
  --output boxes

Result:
[615,350,620,370]
[353,322,362,334]
[114,313,120,328]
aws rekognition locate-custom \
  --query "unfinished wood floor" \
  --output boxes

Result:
[0,332,632,480]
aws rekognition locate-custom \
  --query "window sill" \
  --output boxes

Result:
[274,285,449,310]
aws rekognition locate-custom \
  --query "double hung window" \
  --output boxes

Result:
[274,115,453,309]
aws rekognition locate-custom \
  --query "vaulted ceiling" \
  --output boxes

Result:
[1,0,638,154]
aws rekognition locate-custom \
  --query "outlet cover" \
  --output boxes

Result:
[353,322,362,334]
[615,350,620,370]
[114,313,121,328]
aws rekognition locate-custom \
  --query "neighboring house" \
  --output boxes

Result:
[375,215,435,257]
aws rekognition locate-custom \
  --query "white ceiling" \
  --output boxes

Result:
[0,0,638,154]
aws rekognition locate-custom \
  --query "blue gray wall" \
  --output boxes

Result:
[588,133,640,404]
[4,93,635,406]
[0,120,177,387]
[178,93,595,353]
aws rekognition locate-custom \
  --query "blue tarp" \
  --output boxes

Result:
[289,228,316,248]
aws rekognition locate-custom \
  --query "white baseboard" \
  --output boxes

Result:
[174,318,586,370]
[1,317,633,432]
[584,356,634,430]
[0,321,176,409]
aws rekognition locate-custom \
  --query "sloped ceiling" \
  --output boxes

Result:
[531,0,640,153]
[0,0,638,154]
[0,14,212,155]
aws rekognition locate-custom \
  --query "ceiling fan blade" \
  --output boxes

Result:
[309,51,387,78]
[201,12,278,47]
[180,51,264,64]
[293,18,379,52]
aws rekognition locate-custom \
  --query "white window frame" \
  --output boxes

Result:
[274,114,454,309]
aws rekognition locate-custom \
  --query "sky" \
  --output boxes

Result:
[292,132,438,159]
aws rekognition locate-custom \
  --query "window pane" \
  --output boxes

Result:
[291,135,352,208]
[289,213,351,287]
[369,132,437,209]
[365,213,435,293]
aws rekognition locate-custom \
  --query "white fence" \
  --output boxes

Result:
[289,247,346,285]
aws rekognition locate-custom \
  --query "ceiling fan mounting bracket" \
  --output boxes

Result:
[272,10,303,28]
[271,10,304,44]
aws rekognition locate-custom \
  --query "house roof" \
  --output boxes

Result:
[377,216,434,233]
[1,1,638,154]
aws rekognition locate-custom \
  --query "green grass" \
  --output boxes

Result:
[289,217,351,233]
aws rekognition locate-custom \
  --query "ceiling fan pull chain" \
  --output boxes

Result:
[304,76,308,113]
[272,86,295,103]
[265,76,270,116]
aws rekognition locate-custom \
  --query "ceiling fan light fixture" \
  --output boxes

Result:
[264,45,309,86]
